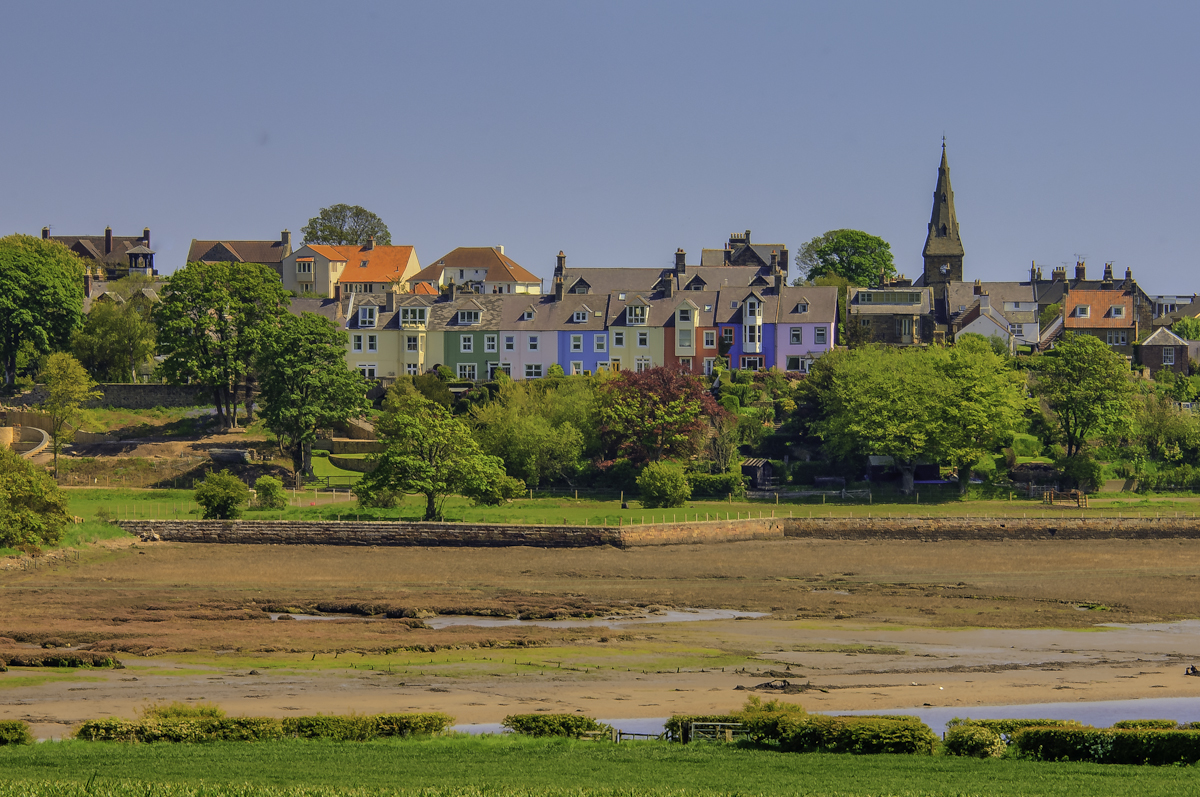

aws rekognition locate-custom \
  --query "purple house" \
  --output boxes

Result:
[773,286,838,372]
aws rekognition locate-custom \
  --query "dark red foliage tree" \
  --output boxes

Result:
[598,367,727,463]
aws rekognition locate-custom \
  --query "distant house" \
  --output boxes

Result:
[279,240,420,298]
[410,247,541,295]
[848,285,934,346]
[187,230,293,271]
[1136,327,1190,375]
[42,225,156,280]
[1062,281,1137,357]
[946,281,1039,348]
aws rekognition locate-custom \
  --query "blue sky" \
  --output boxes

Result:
[2,1,1197,294]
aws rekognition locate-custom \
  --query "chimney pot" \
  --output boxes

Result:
[41,226,50,239]
[555,250,566,275]
[674,248,686,272]
[143,227,150,246]
[1075,261,1086,281]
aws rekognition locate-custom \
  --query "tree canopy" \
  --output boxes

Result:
[0,447,70,548]
[153,261,289,428]
[0,235,86,386]
[71,276,157,383]
[256,312,371,482]
[301,204,392,246]
[358,385,519,521]
[598,367,727,463]
[1171,316,1200,341]
[795,229,896,287]
[1033,333,1133,457]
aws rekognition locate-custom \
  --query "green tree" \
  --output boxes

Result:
[70,287,157,383]
[0,235,86,387]
[1033,333,1133,457]
[257,312,371,482]
[301,204,392,246]
[1039,303,1062,329]
[37,353,102,477]
[252,475,288,510]
[932,335,1029,494]
[636,460,692,508]
[358,385,518,520]
[0,447,71,548]
[598,367,726,463]
[154,261,288,428]
[795,230,896,287]
[1172,316,1200,341]
[194,470,251,519]
[813,346,941,494]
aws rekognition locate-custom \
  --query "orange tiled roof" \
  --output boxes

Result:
[328,245,416,285]
[413,282,437,295]
[412,247,539,285]
[1064,289,1135,329]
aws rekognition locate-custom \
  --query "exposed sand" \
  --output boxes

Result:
[9,618,1200,740]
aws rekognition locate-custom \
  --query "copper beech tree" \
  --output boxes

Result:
[598,367,728,463]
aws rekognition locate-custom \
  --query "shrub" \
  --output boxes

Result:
[0,721,32,745]
[252,475,287,510]
[943,724,1005,758]
[1011,433,1043,458]
[358,487,403,508]
[737,696,806,743]
[139,701,225,720]
[779,715,937,755]
[502,714,611,738]
[1113,719,1178,729]
[74,717,283,743]
[194,470,250,520]
[547,363,565,378]
[374,712,455,737]
[283,714,377,741]
[686,471,747,498]
[1002,447,1017,469]
[463,474,526,506]
[1056,453,1104,493]
[1012,726,1200,765]
[637,461,692,508]
[945,717,1083,744]
[719,395,740,415]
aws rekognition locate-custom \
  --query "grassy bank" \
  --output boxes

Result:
[0,736,1195,796]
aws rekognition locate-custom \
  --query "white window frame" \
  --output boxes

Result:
[504,336,515,351]
[594,335,606,352]
[485,335,497,353]
[744,325,760,345]
[458,363,477,380]
[405,363,419,375]
[359,307,376,328]
[352,334,363,352]
[296,260,312,274]
[678,329,692,348]
[815,326,827,345]
[571,334,583,352]
[790,327,802,345]
[679,356,692,370]
[570,361,583,375]
[357,363,377,379]
[1164,347,1176,365]
[1076,305,1091,319]
[704,330,716,349]
[525,363,543,379]
[634,356,652,373]
[1106,330,1127,346]
[458,310,480,325]
[367,334,377,353]
[678,308,691,322]
[628,305,648,325]
[528,335,539,351]
[637,331,648,348]
[741,356,764,371]
[406,335,419,352]
[703,357,715,375]
[1110,305,1126,318]
[572,310,587,323]
[460,335,473,353]
[401,307,426,324]
[721,327,734,345]
[786,356,801,371]
[614,331,625,347]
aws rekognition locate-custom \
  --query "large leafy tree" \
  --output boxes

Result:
[257,312,371,482]
[1172,316,1200,341]
[153,261,288,428]
[359,385,518,520]
[1033,333,1133,457]
[0,447,70,548]
[598,367,726,463]
[0,235,86,387]
[38,353,102,477]
[932,335,1029,493]
[813,346,940,494]
[301,204,392,246]
[795,229,896,287]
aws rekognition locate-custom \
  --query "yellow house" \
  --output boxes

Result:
[281,241,420,298]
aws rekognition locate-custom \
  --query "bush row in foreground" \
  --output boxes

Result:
[74,713,454,743]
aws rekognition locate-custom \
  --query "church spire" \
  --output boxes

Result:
[922,139,964,288]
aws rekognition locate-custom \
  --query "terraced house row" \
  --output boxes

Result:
[285,234,838,382]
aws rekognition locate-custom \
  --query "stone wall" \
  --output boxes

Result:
[3,411,117,444]
[118,514,1200,550]
[329,439,385,455]
[119,520,622,548]
[328,455,377,472]
[5,384,209,409]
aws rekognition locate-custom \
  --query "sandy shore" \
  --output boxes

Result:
[9,618,1200,740]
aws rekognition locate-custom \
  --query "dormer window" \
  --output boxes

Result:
[1076,305,1091,319]
[745,300,759,319]
[678,308,691,322]
[358,307,376,328]
[628,305,648,325]
[458,310,480,325]
[796,302,809,313]
[618,292,626,300]
[1109,305,1125,318]
[520,310,534,321]
[572,310,587,323]
[360,260,368,268]
[730,300,739,309]
[400,307,426,324]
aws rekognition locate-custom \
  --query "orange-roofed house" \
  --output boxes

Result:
[279,238,420,298]
[1062,285,1137,357]
[410,246,542,295]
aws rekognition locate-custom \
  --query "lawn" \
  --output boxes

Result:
[0,736,1195,796]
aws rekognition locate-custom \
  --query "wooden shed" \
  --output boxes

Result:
[741,458,774,490]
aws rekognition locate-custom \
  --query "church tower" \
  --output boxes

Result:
[922,140,964,288]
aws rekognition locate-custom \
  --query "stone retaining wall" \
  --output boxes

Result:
[6,384,209,409]
[328,455,376,472]
[117,515,1200,550]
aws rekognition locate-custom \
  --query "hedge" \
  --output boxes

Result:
[502,714,611,738]
[1013,726,1200,765]
[779,715,937,756]
[75,713,454,743]
[0,651,121,668]
[686,472,747,498]
[1112,719,1178,730]
[945,717,1083,743]
[943,725,1005,758]
[0,721,32,745]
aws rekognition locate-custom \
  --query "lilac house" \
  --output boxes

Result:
[773,285,838,372]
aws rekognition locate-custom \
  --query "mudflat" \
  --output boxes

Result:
[5,536,1200,738]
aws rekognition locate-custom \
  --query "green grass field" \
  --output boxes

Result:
[0,736,1194,796]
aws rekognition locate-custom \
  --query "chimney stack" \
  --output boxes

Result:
[723,244,731,265]
[664,276,674,298]
[1124,267,1133,289]
[494,245,504,255]
[41,227,50,239]
[774,271,783,293]
[1075,261,1086,281]
[386,289,395,313]
[281,229,292,251]
[980,291,990,312]
[554,276,564,302]
[366,236,375,251]
[770,250,778,273]
[105,226,113,255]
[973,279,982,296]
[84,273,93,298]
[555,250,566,276]
[674,248,686,274]
[1052,266,1066,283]
[143,227,150,246]
[334,284,342,302]
[448,280,457,301]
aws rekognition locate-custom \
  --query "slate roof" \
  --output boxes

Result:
[676,267,769,291]
[847,286,933,315]
[560,267,666,295]
[188,238,291,265]
[286,297,342,323]
[49,231,148,265]
[412,247,539,285]
[1139,327,1188,347]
